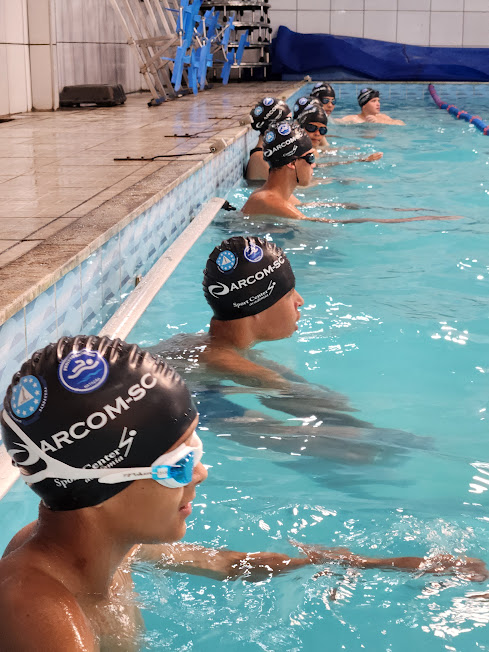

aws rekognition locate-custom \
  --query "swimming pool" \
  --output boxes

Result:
[2,84,489,650]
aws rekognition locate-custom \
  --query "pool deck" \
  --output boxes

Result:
[0,81,301,326]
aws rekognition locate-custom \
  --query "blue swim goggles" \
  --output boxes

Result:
[321,97,336,105]
[304,124,328,136]
[3,410,203,489]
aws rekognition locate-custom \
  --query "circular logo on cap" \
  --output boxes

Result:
[244,243,263,263]
[360,88,369,94]
[313,83,322,89]
[265,131,275,143]
[298,97,308,106]
[216,250,237,273]
[278,123,291,136]
[293,103,299,113]
[263,97,274,106]
[254,106,263,116]
[58,350,109,394]
[11,375,46,420]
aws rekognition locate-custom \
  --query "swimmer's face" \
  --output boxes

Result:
[322,97,335,116]
[307,122,325,148]
[295,148,316,187]
[364,97,380,115]
[254,288,304,341]
[114,415,207,544]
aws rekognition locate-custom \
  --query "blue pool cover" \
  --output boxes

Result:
[272,27,489,82]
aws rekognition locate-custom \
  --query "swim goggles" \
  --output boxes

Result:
[321,98,336,105]
[304,124,328,136]
[298,152,315,165]
[3,410,203,489]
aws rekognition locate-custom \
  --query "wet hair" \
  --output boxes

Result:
[1,336,197,511]
[203,236,295,321]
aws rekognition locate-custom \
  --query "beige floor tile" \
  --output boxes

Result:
[0,217,53,238]
[0,240,18,253]
[23,217,78,240]
[0,240,43,270]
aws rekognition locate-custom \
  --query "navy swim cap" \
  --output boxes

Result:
[250,97,290,134]
[294,100,328,127]
[203,236,295,321]
[1,336,197,511]
[311,82,335,100]
[358,87,380,108]
[263,121,312,169]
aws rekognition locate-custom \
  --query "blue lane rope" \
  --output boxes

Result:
[428,83,489,135]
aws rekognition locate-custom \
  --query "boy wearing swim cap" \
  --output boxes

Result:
[336,88,405,125]
[294,99,383,167]
[245,96,291,182]
[310,82,336,119]
[1,335,397,649]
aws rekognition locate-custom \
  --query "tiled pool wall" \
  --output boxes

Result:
[0,128,256,401]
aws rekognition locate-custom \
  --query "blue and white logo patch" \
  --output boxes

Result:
[216,250,237,273]
[244,243,263,263]
[11,375,45,420]
[313,83,322,89]
[293,103,299,113]
[298,97,308,106]
[265,131,275,143]
[278,123,291,136]
[254,106,263,116]
[263,97,274,106]
[58,350,109,394]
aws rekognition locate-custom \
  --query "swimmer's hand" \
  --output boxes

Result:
[289,541,489,582]
[362,152,383,162]
[365,115,378,123]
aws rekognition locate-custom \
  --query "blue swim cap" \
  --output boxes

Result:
[1,336,197,511]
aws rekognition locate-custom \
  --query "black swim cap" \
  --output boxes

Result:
[1,336,197,511]
[311,82,335,100]
[203,236,295,321]
[263,121,312,169]
[250,97,290,134]
[294,100,328,127]
[358,87,380,108]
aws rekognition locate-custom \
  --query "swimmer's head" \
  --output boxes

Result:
[203,236,295,321]
[358,87,380,109]
[1,336,198,511]
[250,97,291,134]
[262,121,312,169]
[293,97,326,123]
[311,82,335,100]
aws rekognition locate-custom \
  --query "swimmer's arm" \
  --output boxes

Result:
[135,543,316,581]
[0,574,97,651]
[293,543,489,582]
[379,113,405,126]
[334,115,361,124]
[316,152,383,167]
[202,346,290,389]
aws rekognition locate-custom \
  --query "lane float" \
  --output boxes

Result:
[428,84,489,135]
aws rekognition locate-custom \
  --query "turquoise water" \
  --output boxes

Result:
[2,86,489,650]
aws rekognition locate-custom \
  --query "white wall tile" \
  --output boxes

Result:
[365,0,397,9]
[431,0,463,10]
[0,44,9,115]
[0,0,7,43]
[430,12,463,46]
[27,0,51,44]
[364,10,397,41]
[397,11,430,46]
[29,44,55,109]
[463,12,489,46]
[300,0,331,9]
[398,0,430,9]
[464,0,489,10]
[269,9,297,35]
[273,0,297,10]
[331,10,364,37]
[6,44,30,113]
[297,10,330,33]
[331,0,364,9]
[4,0,27,44]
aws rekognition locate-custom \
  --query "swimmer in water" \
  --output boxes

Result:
[2,337,486,649]
[242,121,461,223]
[294,99,383,166]
[245,96,290,182]
[336,87,406,125]
[310,82,337,121]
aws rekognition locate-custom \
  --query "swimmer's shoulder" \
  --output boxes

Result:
[0,547,96,651]
[335,114,363,124]
[243,189,303,219]
[148,333,210,358]
[2,519,37,557]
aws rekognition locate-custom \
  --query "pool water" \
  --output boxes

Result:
[2,84,489,650]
